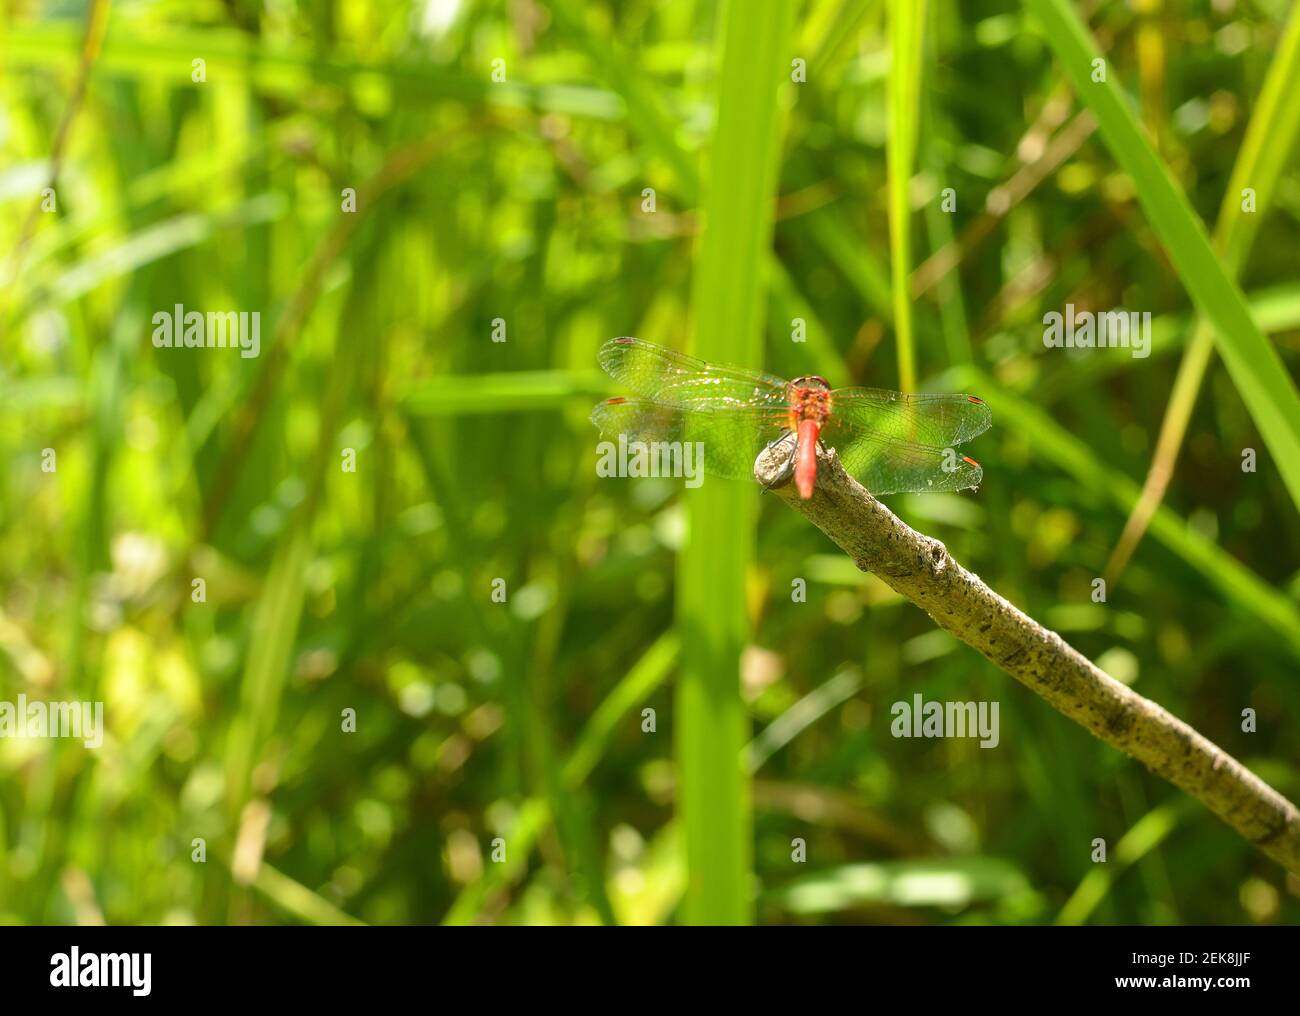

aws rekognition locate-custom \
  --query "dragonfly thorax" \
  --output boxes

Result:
[787,377,833,424]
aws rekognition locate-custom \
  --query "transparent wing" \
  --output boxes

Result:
[830,435,984,495]
[819,390,990,495]
[826,388,992,447]
[598,337,790,409]
[590,398,791,481]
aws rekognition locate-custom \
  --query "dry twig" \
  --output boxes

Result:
[754,440,1300,874]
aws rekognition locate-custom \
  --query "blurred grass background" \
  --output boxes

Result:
[1,0,1299,925]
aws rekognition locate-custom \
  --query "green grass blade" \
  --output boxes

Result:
[921,14,973,367]
[0,22,624,119]
[563,633,680,787]
[1216,4,1300,277]
[1022,0,1300,513]
[224,527,312,819]
[807,0,878,81]
[250,862,368,927]
[888,0,927,390]
[677,0,794,925]
[746,668,862,774]
[1055,800,1192,926]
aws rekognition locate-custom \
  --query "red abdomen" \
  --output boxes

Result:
[795,419,820,499]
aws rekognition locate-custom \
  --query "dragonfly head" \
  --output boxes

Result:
[790,375,830,392]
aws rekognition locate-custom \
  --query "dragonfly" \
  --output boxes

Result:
[590,337,991,499]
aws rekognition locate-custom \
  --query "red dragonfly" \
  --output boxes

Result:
[591,337,991,499]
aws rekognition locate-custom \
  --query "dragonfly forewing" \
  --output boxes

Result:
[598,337,790,409]
[815,388,990,494]
[826,388,992,448]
